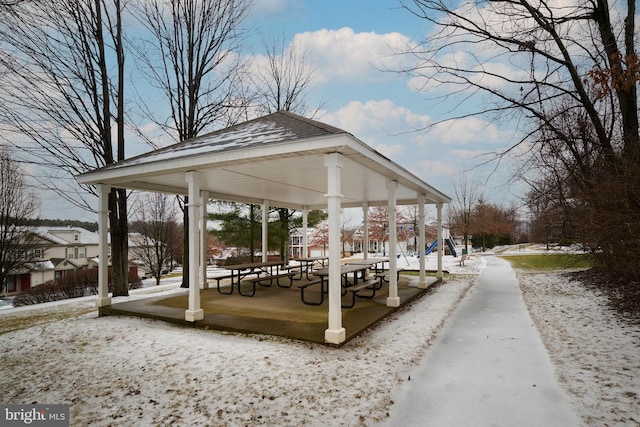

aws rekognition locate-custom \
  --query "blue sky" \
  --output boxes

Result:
[244,0,526,206]
[40,0,526,221]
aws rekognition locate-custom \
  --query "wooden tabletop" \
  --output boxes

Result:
[346,257,389,265]
[224,260,284,270]
[313,264,368,276]
[294,256,329,262]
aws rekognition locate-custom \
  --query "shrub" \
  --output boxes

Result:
[128,270,142,289]
[14,268,142,306]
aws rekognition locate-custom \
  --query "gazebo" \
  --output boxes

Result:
[76,111,451,345]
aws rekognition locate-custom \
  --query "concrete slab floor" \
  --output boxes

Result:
[100,275,441,347]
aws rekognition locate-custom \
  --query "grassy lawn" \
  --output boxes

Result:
[0,304,96,335]
[500,253,592,270]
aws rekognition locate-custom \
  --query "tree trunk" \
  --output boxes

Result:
[181,198,189,288]
[109,188,129,296]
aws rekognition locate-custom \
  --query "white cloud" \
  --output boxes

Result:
[375,143,405,159]
[318,99,512,174]
[418,159,459,176]
[414,116,511,147]
[293,28,413,83]
[321,99,430,138]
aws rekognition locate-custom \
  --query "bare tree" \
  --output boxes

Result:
[0,149,39,294]
[134,0,250,287]
[448,175,480,254]
[244,35,326,261]
[310,221,329,256]
[251,35,321,116]
[400,0,638,278]
[400,0,637,159]
[398,205,432,253]
[0,0,130,295]
[340,219,359,256]
[131,192,179,286]
[368,206,389,256]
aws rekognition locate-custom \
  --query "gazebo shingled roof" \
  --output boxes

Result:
[78,111,450,209]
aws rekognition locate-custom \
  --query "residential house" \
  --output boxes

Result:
[5,226,142,295]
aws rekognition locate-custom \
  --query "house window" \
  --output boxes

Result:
[66,247,75,259]
[34,248,43,259]
[7,277,15,292]
[107,246,111,256]
[78,247,86,259]
[74,234,79,241]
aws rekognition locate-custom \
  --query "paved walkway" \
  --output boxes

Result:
[385,256,583,426]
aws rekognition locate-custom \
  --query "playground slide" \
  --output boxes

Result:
[445,238,458,257]
[420,239,458,257]
[425,239,438,255]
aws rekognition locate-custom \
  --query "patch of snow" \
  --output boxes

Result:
[519,271,640,426]
[1,250,638,426]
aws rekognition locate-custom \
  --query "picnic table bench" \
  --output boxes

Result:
[240,270,296,297]
[299,264,381,308]
[340,277,380,308]
[216,261,286,297]
[375,267,405,285]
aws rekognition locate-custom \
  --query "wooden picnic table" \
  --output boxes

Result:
[301,263,381,308]
[312,263,370,290]
[345,257,389,276]
[218,261,285,296]
[290,256,328,280]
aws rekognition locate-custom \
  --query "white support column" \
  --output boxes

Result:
[262,200,268,262]
[96,184,111,308]
[386,180,400,307]
[302,207,308,257]
[362,202,369,260]
[185,172,204,322]
[200,191,209,290]
[437,202,444,279]
[324,153,346,344]
[418,195,427,289]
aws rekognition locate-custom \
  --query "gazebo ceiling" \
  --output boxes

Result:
[77,111,451,209]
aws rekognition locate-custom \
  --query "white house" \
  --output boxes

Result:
[6,226,144,295]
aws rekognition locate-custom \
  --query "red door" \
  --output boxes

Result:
[20,273,31,291]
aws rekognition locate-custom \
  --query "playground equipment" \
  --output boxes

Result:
[445,238,458,257]
[425,239,438,255]
[422,238,458,257]
[393,223,458,260]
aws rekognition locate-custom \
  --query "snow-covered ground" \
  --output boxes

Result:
[1,250,638,426]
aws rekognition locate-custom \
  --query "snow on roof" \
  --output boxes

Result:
[103,111,347,171]
[34,226,99,245]
[28,260,55,271]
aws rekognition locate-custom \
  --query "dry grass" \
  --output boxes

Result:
[0,303,96,335]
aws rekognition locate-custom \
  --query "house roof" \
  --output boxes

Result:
[33,226,99,245]
[77,111,451,209]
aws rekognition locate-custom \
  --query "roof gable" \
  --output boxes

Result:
[77,111,451,208]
